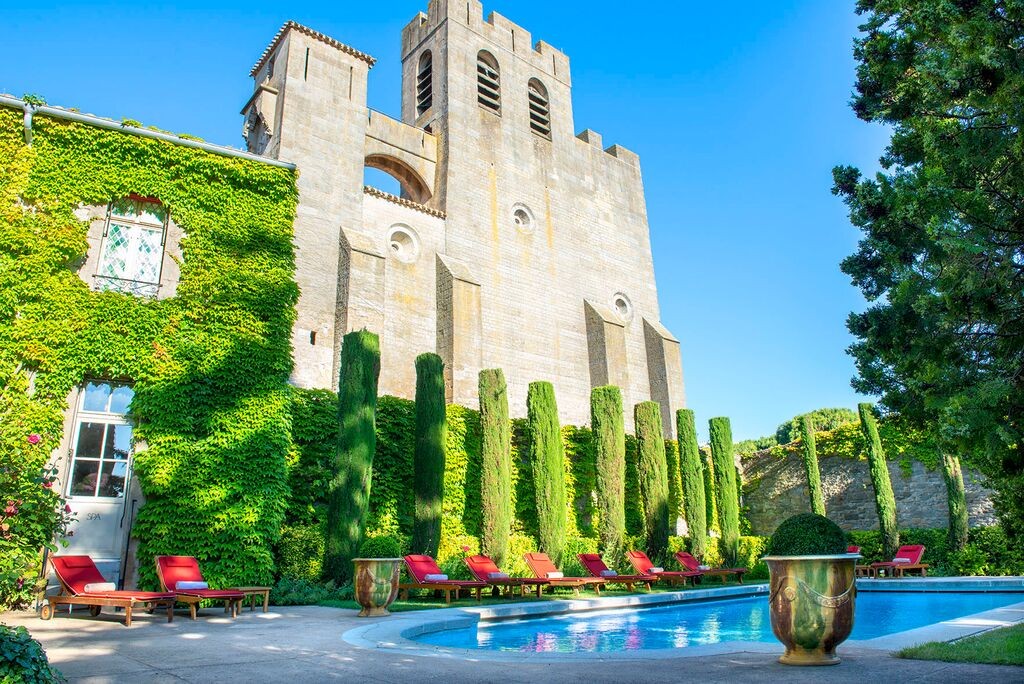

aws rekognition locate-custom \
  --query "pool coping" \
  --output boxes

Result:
[341,578,1024,662]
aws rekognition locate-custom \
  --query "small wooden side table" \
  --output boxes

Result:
[229,586,271,612]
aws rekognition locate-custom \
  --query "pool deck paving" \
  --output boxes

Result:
[4,593,1024,684]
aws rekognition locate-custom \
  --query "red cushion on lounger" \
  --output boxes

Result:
[675,551,701,571]
[464,555,502,580]
[156,555,203,592]
[404,554,445,583]
[51,556,108,595]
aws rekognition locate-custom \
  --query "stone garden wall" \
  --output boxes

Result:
[742,451,995,535]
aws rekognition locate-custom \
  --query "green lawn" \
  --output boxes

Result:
[896,623,1024,666]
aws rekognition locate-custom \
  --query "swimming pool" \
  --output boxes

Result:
[413,592,1024,653]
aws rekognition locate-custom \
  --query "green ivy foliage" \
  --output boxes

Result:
[0,624,63,684]
[0,107,298,592]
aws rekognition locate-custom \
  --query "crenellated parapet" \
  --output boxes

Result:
[575,129,641,169]
[402,0,570,85]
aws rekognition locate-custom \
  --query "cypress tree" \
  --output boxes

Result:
[858,403,900,558]
[941,452,969,552]
[635,402,669,562]
[591,386,626,559]
[798,415,826,516]
[708,416,740,567]
[527,381,567,565]
[479,368,512,565]
[411,353,446,556]
[676,409,707,559]
[702,447,717,533]
[665,440,682,535]
[323,329,380,583]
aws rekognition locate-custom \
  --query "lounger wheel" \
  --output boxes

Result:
[89,605,102,617]
[40,603,53,620]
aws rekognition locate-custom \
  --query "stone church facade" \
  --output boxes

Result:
[241,0,686,432]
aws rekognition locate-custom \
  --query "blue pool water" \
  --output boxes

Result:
[414,592,1023,652]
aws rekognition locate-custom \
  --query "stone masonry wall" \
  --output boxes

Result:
[742,451,996,535]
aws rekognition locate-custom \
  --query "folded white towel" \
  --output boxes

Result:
[892,558,911,564]
[649,567,664,573]
[698,565,710,570]
[83,582,116,592]
[600,569,618,577]
[547,571,564,579]
[487,572,509,580]
[424,573,448,581]
[175,581,209,590]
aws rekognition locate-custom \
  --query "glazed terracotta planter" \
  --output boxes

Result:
[352,557,402,617]
[762,553,859,665]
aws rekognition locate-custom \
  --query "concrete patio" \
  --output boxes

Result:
[3,603,1023,683]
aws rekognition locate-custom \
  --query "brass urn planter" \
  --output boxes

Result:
[762,553,859,665]
[352,557,402,617]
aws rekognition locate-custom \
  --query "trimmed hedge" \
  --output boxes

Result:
[412,353,446,556]
[322,329,380,583]
[766,513,846,555]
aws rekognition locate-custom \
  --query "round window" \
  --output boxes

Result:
[386,225,420,264]
[611,292,633,323]
[512,203,535,234]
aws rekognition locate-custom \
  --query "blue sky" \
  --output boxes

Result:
[1,1,889,441]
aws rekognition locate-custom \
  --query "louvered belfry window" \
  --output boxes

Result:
[528,79,551,138]
[477,51,501,114]
[416,51,433,116]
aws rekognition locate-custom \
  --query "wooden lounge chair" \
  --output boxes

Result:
[674,551,746,584]
[400,555,487,603]
[870,545,929,578]
[41,555,176,626]
[155,556,244,619]
[626,551,701,586]
[848,546,875,578]
[523,552,605,595]
[578,553,653,591]
[464,554,548,597]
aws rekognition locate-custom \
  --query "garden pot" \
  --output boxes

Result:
[352,558,402,617]
[762,553,859,665]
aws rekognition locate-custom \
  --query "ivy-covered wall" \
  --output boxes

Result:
[280,390,666,580]
[0,106,298,589]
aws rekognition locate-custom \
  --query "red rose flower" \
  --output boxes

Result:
[27,433,41,445]
[64,504,72,513]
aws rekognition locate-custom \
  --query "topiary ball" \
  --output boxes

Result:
[765,513,847,556]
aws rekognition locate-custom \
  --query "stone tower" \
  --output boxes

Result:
[243,2,686,434]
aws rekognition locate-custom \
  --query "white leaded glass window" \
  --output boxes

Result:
[67,382,135,499]
[96,197,167,297]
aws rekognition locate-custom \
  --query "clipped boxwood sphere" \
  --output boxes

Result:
[766,513,847,556]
